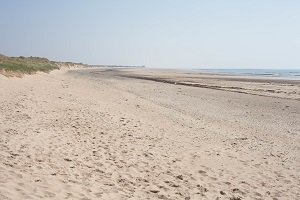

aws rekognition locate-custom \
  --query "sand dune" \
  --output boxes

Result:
[0,68,299,199]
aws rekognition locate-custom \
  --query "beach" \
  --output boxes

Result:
[0,68,299,199]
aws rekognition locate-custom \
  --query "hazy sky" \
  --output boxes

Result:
[1,0,300,69]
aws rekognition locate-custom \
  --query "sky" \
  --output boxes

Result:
[0,0,300,69]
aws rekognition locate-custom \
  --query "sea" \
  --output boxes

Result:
[194,69,300,80]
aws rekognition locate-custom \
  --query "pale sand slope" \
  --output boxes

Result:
[0,68,299,200]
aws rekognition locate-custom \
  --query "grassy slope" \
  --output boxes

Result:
[0,55,59,75]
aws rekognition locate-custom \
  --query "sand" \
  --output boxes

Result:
[0,68,299,200]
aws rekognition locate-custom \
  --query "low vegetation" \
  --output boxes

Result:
[0,54,59,76]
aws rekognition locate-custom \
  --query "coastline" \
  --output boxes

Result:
[96,68,300,101]
[192,69,300,81]
[0,68,299,199]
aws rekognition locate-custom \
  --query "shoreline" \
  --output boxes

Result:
[139,67,300,82]
[85,68,300,101]
[193,69,300,81]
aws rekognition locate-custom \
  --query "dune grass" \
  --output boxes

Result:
[0,55,59,75]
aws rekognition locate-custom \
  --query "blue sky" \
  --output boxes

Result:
[0,0,300,69]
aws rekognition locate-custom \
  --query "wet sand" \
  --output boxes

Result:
[0,68,299,199]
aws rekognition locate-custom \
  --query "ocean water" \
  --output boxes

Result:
[194,69,300,80]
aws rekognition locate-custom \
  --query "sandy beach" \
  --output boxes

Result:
[0,68,299,200]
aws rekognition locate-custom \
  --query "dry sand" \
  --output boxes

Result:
[0,68,299,200]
